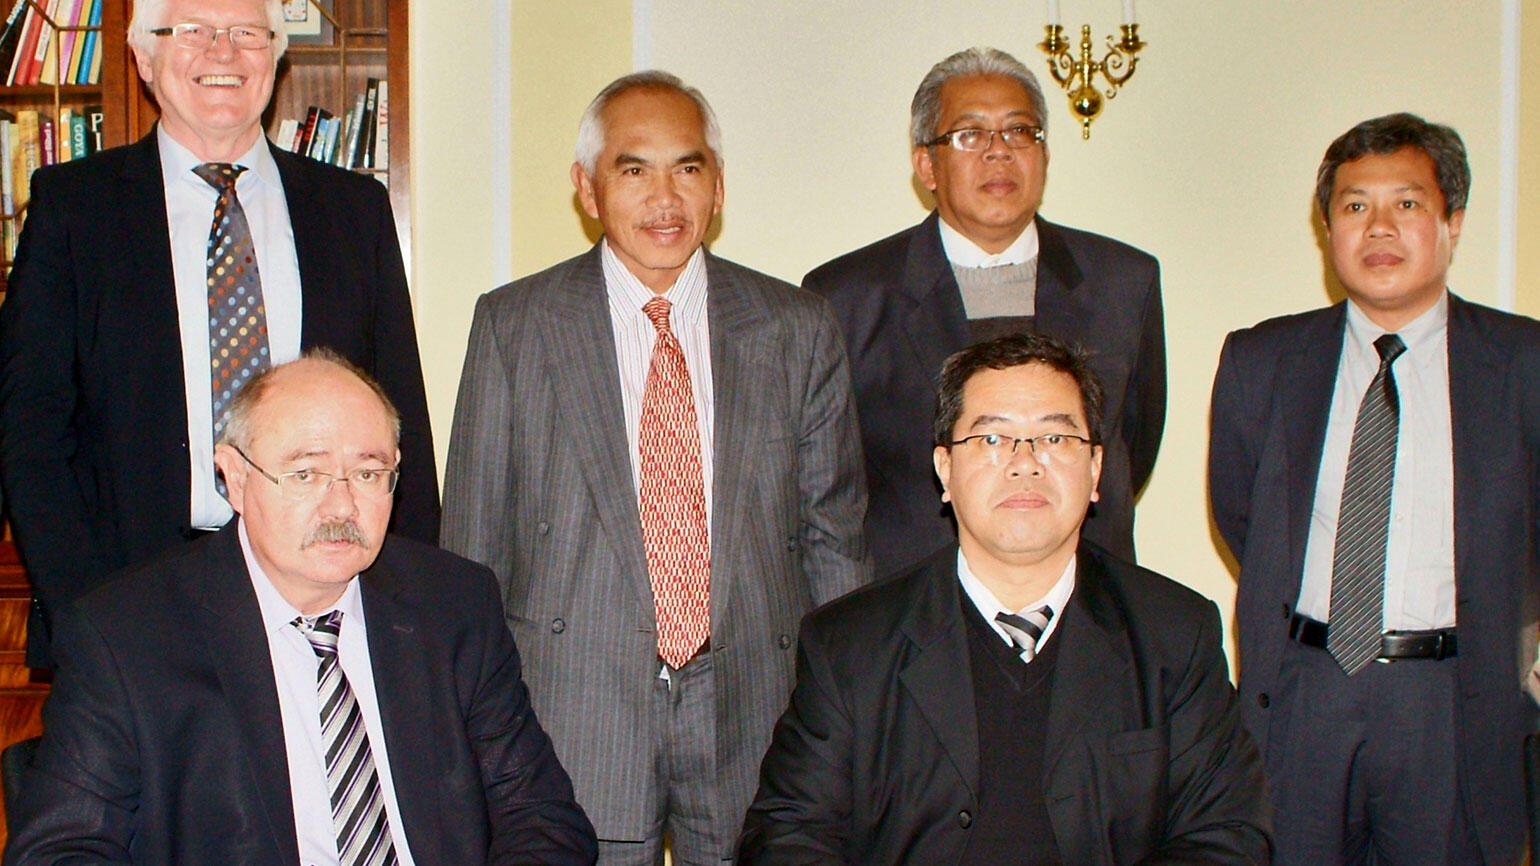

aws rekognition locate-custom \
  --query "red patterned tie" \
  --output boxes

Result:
[638,297,711,668]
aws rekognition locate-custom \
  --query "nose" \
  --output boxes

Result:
[982,130,1015,160]
[648,172,683,208]
[1003,439,1046,475]
[204,30,239,60]
[1365,204,1398,238]
[316,474,360,517]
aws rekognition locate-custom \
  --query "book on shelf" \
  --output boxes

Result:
[0,0,27,85]
[373,81,388,170]
[0,110,14,262]
[270,78,391,176]
[54,106,69,162]
[38,0,83,87]
[84,103,101,153]
[20,0,62,86]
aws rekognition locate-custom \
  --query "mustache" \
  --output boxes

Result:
[639,213,685,229]
[301,520,369,549]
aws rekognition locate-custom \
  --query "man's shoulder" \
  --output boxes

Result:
[804,547,951,644]
[1221,303,1341,360]
[371,533,496,598]
[474,247,599,314]
[1040,217,1157,268]
[27,136,145,198]
[1081,544,1215,626]
[801,219,931,294]
[1450,292,1540,346]
[269,143,391,206]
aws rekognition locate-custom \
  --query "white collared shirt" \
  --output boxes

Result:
[601,240,715,535]
[937,216,1039,268]
[241,521,417,866]
[162,127,303,529]
[957,548,1076,653]
[1298,292,1456,629]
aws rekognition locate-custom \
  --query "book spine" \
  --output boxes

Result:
[38,117,54,167]
[9,4,41,86]
[358,78,379,169]
[84,103,101,154]
[372,81,389,172]
[68,110,83,160]
[296,106,320,155]
[54,106,69,162]
[341,92,365,169]
[0,0,30,86]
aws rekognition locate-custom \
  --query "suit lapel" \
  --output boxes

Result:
[1031,217,1086,339]
[535,247,652,603]
[272,147,337,349]
[704,254,774,626]
[1281,307,1347,578]
[360,552,444,863]
[900,213,970,386]
[1042,553,1131,777]
[190,528,302,863]
[898,554,980,796]
[1445,294,1508,596]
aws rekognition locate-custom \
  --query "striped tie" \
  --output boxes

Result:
[293,611,399,866]
[996,606,1054,663]
[1328,333,1406,676]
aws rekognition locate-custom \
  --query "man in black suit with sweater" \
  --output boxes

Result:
[4,352,595,865]
[0,0,438,668]
[740,333,1268,864]
[804,46,1164,578]
[1210,113,1539,864]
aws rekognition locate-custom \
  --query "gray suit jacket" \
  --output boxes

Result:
[441,245,873,844]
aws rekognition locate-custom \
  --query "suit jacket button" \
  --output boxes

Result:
[957,810,972,828]
[551,618,566,634]
[537,521,551,535]
[785,535,797,552]
[1280,604,1290,620]
[778,634,792,649]
[1256,692,1270,709]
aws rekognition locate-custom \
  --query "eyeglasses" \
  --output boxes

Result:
[950,432,1092,465]
[150,22,274,51]
[925,125,1045,152]
[231,445,399,502]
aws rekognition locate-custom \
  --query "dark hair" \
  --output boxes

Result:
[1315,112,1469,223]
[932,333,1104,448]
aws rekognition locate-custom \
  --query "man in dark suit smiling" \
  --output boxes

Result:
[740,333,1268,865]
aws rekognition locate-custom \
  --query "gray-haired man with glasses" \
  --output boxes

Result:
[803,45,1166,579]
[740,332,1268,864]
[5,351,596,864]
[0,0,438,669]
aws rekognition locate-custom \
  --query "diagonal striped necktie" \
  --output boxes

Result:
[1328,333,1407,676]
[293,611,400,866]
[996,606,1055,663]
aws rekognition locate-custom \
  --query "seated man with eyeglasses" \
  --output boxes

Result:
[738,333,1269,865]
[5,350,597,865]
[803,46,1165,581]
[0,0,439,672]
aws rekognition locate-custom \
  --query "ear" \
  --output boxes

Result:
[913,146,938,193]
[571,162,599,220]
[133,44,154,85]
[1088,444,1104,504]
[1446,207,1465,250]
[712,164,724,216]
[213,444,249,516]
[933,445,953,504]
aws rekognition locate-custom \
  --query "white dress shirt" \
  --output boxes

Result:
[1298,293,1456,630]
[937,216,1039,267]
[162,127,303,529]
[957,548,1076,653]
[241,521,417,866]
[601,240,715,534]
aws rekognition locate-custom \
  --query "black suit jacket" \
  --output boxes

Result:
[738,544,1270,865]
[0,132,440,666]
[3,524,597,865]
[1209,294,1540,864]
[804,213,1164,576]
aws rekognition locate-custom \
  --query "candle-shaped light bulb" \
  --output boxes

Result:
[1047,0,1060,26]
[1122,0,1136,25]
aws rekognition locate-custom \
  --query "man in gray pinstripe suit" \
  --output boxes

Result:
[441,71,873,866]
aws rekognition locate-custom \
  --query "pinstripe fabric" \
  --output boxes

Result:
[1327,333,1406,675]
[995,606,1053,663]
[294,611,399,866]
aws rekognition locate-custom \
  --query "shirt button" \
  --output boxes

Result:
[551,618,566,634]
[1256,692,1270,709]
[778,634,793,649]
[957,810,973,828]
[537,521,551,535]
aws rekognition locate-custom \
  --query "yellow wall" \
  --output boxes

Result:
[1522,3,1539,316]
[411,2,1516,662]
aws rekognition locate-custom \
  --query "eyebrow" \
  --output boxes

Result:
[965,411,1084,432]
[280,448,394,465]
[945,109,1035,127]
[1335,181,1429,198]
[611,150,708,169]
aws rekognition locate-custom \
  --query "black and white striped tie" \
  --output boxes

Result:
[1328,333,1406,676]
[996,606,1054,663]
[293,611,399,866]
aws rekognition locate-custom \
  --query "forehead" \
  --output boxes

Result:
[936,73,1037,127]
[1332,146,1441,198]
[247,366,393,454]
[958,363,1085,425]
[598,87,708,155]
[162,0,268,23]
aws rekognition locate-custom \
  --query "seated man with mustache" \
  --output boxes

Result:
[5,350,597,865]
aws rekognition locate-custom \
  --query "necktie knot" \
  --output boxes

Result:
[643,297,674,336]
[1373,333,1406,366]
[293,610,344,659]
[996,606,1054,662]
[193,162,245,192]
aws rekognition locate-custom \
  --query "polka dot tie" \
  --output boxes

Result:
[194,162,270,444]
[638,297,711,669]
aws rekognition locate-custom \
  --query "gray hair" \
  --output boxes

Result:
[218,348,401,452]
[573,70,723,176]
[129,0,289,61]
[911,47,1048,147]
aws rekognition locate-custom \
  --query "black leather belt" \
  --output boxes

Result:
[1289,614,1457,661]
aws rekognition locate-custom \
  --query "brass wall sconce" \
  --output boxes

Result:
[1039,20,1145,139]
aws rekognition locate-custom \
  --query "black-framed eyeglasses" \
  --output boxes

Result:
[950,432,1092,465]
[925,125,1045,152]
[150,22,274,51]
[231,445,399,502]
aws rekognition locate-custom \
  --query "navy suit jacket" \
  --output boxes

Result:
[3,524,597,865]
[1209,293,1540,864]
[804,212,1164,577]
[0,132,440,666]
[739,544,1270,865]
